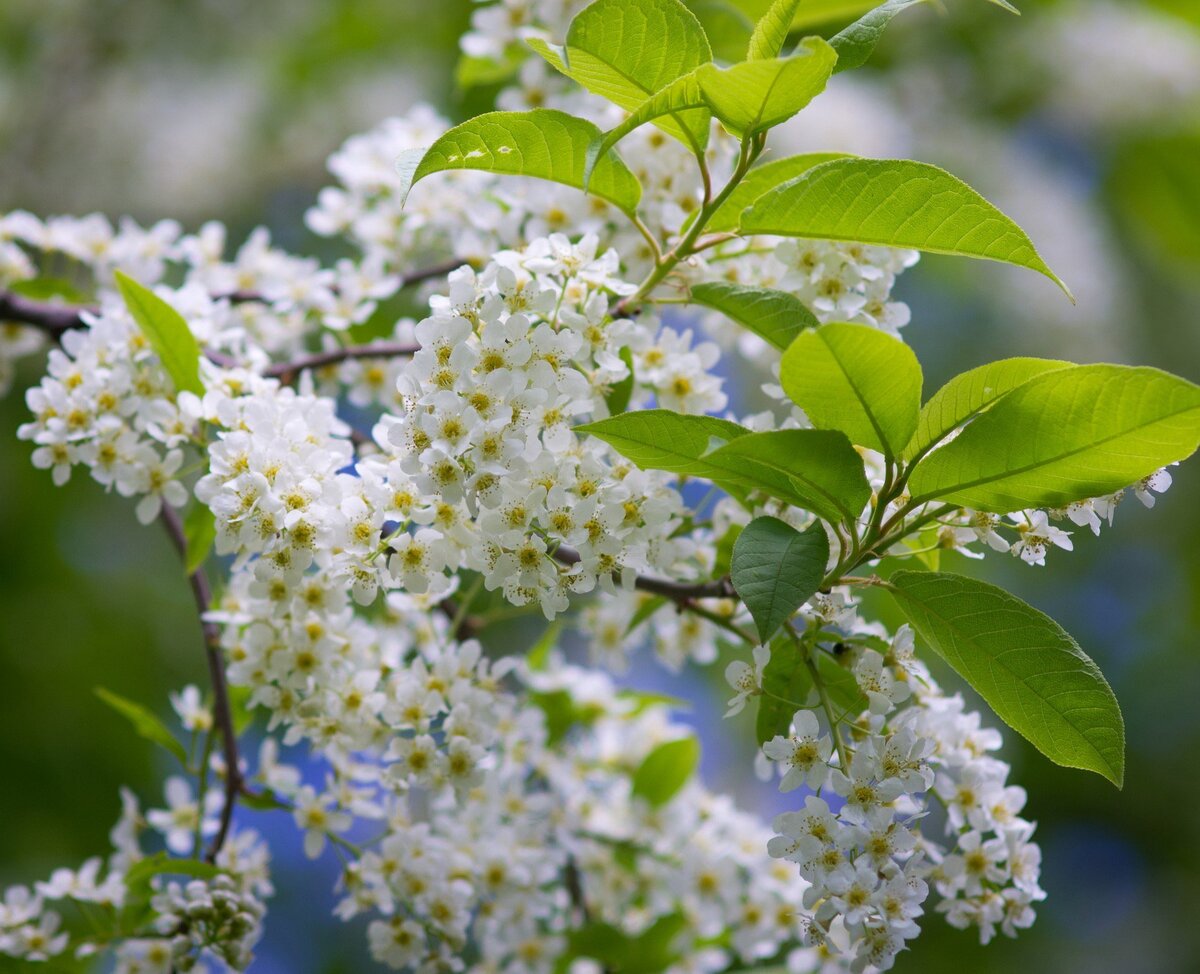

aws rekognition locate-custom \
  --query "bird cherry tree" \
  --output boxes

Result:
[1,0,1197,972]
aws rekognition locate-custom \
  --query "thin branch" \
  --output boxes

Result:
[160,505,241,863]
[551,545,736,602]
[262,341,419,379]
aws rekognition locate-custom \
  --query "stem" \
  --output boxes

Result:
[262,341,419,380]
[160,506,241,863]
[788,622,851,771]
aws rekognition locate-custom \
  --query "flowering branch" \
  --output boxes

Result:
[262,341,420,379]
[159,505,241,862]
[552,545,736,603]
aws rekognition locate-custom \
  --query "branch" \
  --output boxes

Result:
[552,545,736,602]
[160,506,241,863]
[262,341,419,379]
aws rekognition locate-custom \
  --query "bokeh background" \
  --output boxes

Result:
[2,0,1199,971]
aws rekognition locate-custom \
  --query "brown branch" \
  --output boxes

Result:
[552,545,736,603]
[0,289,85,336]
[160,506,241,863]
[262,341,419,379]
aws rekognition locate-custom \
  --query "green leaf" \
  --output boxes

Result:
[577,409,749,474]
[698,151,850,233]
[756,638,866,743]
[627,594,669,635]
[1108,132,1200,273]
[114,271,204,396]
[124,853,220,889]
[238,787,290,811]
[830,0,929,73]
[94,687,188,765]
[605,346,636,415]
[703,428,872,523]
[563,913,686,974]
[712,522,744,579]
[747,0,804,60]
[403,110,642,216]
[689,282,817,350]
[631,737,701,806]
[182,504,216,575]
[904,357,1072,463]
[788,0,882,28]
[455,42,526,89]
[527,620,562,671]
[688,0,756,62]
[695,38,838,137]
[555,0,712,149]
[908,364,1200,512]
[886,571,1124,786]
[740,159,1071,297]
[9,276,91,303]
[531,690,605,745]
[732,517,829,642]
[781,322,922,458]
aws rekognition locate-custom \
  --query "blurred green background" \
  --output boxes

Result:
[2,1,1199,971]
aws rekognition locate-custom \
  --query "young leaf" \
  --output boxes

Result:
[790,0,881,28]
[577,409,749,473]
[114,272,204,396]
[830,0,929,73]
[404,110,642,216]
[703,429,871,524]
[908,364,1200,512]
[631,737,701,806]
[781,322,922,458]
[698,151,850,233]
[747,0,804,60]
[556,0,712,149]
[732,517,829,643]
[886,571,1125,787]
[182,503,216,575]
[688,281,817,350]
[604,347,636,415]
[95,687,188,765]
[740,159,1071,297]
[904,357,1072,463]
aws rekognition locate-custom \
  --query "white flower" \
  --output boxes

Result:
[724,644,771,717]
[763,710,834,791]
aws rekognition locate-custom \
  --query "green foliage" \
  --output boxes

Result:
[1108,131,1200,273]
[539,0,713,150]
[830,0,929,73]
[577,409,748,474]
[731,517,829,642]
[8,276,91,303]
[740,159,1071,296]
[403,110,643,216]
[702,429,872,523]
[886,571,1125,786]
[756,638,866,744]
[903,357,1071,463]
[114,271,204,396]
[781,322,922,459]
[631,737,701,806]
[561,912,687,974]
[908,365,1200,512]
[688,281,817,350]
[605,347,636,415]
[746,0,804,60]
[182,504,216,574]
[94,686,188,766]
[698,152,849,232]
[530,689,605,745]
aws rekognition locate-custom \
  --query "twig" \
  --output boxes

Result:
[551,545,735,602]
[160,506,241,862]
[262,342,419,379]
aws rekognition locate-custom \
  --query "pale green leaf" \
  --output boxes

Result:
[576,409,749,473]
[688,0,756,62]
[830,0,929,73]
[95,687,188,765]
[702,428,872,523]
[567,913,686,974]
[781,322,922,458]
[631,737,701,806]
[688,281,817,350]
[740,159,1071,296]
[559,0,712,149]
[114,272,203,396]
[908,365,1200,512]
[405,110,642,216]
[605,347,636,415]
[747,0,804,60]
[887,570,1124,786]
[732,517,829,642]
[904,357,1072,463]
[183,504,216,575]
[698,151,850,233]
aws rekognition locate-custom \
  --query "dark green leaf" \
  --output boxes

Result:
[732,517,829,642]
[830,0,929,73]
[94,687,188,765]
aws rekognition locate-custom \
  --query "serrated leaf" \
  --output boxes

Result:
[577,410,750,473]
[697,151,850,233]
[94,687,188,765]
[605,346,636,415]
[904,357,1072,463]
[403,110,642,216]
[182,504,216,575]
[555,0,712,150]
[732,517,829,642]
[114,272,203,396]
[689,281,817,350]
[631,737,700,806]
[830,0,929,73]
[781,322,922,458]
[887,571,1124,786]
[703,428,872,523]
[908,364,1200,512]
[740,158,1071,296]
[747,0,804,60]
